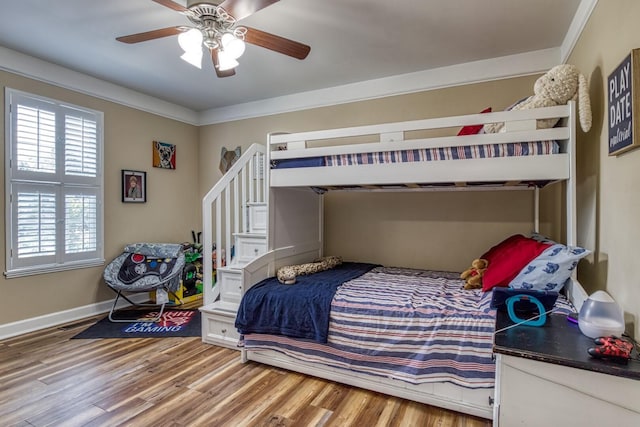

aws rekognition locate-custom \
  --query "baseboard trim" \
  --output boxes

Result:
[0,294,149,340]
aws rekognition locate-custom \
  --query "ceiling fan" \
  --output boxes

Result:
[116,0,311,77]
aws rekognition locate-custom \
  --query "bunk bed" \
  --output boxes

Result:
[233,101,587,420]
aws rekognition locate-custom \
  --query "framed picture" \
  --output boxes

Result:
[152,140,176,169]
[122,170,146,203]
[608,48,640,156]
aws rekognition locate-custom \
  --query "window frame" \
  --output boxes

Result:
[4,88,104,278]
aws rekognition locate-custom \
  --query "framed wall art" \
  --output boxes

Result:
[219,146,241,174]
[152,140,176,169]
[122,170,146,203]
[608,48,640,156]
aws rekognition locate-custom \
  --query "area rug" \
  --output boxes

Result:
[72,309,201,339]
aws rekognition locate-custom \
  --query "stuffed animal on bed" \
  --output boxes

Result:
[277,256,343,285]
[460,258,489,290]
[483,64,592,134]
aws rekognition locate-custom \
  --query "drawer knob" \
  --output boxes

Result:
[221,328,227,333]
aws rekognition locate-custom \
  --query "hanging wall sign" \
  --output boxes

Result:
[608,49,640,155]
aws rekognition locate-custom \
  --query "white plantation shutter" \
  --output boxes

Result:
[16,105,56,174]
[65,191,98,254]
[15,185,57,259]
[5,89,104,277]
[65,114,98,177]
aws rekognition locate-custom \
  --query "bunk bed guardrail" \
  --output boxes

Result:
[268,103,575,190]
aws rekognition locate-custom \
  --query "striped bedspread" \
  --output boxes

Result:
[242,266,575,389]
[271,140,558,169]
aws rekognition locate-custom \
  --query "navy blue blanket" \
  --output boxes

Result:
[235,262,378,343]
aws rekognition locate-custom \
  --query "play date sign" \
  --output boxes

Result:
[608,49,640,155]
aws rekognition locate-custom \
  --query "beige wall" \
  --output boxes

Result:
[199,76,567,273]
[0,71,200,325]
[568,0,640,339]
[9,6,623,332]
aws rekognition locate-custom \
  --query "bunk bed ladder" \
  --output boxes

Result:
[201,143,268,319]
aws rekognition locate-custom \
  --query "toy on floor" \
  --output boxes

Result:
[277,256,343,284]
[483,64,592,134]
[460,258,488,290]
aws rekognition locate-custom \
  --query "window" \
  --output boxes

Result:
[5,88,104,278]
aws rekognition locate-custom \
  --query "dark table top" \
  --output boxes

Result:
[493,311,640,380]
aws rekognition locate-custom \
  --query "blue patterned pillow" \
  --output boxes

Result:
[508,243,590,291]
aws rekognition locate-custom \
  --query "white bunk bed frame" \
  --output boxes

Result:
[237,101,588,420]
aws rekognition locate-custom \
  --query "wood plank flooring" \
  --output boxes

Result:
[0,305,491,427]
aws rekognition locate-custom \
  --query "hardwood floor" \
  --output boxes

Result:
[0,304,491,427]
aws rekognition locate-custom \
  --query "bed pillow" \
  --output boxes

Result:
[509,242,590,292]
[481,235,552,292]
[480,234,527,265]
[529,232,557,245]
[457,107,492,135]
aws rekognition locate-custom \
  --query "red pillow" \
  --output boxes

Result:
[457,107,492,136]
[481,235,552,292]
[481,234,527,264]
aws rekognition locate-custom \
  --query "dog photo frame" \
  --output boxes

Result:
[152,140,176,169]
[122,170,146,203]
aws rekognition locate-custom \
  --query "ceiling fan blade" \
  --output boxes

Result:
[219,0,279,21]
[116,26,186,44]
[211,50,236,78]
[152,0,189,13]
[244,27,310,60]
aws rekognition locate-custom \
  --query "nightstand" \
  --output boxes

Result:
[493,311,640,426]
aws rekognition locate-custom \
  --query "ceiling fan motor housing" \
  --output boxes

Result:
[184,2,243,51]
[186,1,224,8]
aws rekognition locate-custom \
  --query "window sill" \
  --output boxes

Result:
[4,258,105,279]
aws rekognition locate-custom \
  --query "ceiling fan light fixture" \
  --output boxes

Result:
[116,0,311,78]
[217,49,239,71]
[180,49,203,68]
[221,32,245,59]
[178,28,203,53]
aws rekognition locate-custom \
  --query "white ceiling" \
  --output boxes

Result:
[0,0,594,124]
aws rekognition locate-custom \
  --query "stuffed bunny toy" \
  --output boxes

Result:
[484,64,592,133]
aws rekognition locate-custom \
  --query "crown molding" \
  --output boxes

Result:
[0,46,199,125]
[560,0,598,62]
[198,48,562,125]
[1,42,579,127]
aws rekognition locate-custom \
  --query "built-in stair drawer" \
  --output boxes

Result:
[201,308,240,350]
[248,203,267,233]
[217,267,243,304]
[234,234,267,263]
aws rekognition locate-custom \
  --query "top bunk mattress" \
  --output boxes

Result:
[271,140,559,169]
